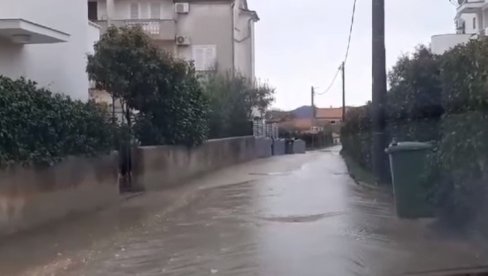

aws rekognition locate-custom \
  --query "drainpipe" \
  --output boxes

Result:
[231,1,236,76]
[234,15,257,80]
[234,17,254,43]
[106,0,114,25]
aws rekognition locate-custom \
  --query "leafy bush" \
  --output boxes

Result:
[203,74,274,139]
[0,76,113,166]
[431,39,488,225]
[87,26,209,146]
[341,39,488,227]
[342,46,442,171]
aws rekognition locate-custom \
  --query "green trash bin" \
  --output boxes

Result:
[385,141,434,219]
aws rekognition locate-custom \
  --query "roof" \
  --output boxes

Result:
[316,107,345,119]
[279,118,313,131]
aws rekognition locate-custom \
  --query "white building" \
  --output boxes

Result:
[431,0,488,55]
[0,0,99,101]
[88,0,258,80]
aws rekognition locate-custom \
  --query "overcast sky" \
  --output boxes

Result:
[248,0,457,110]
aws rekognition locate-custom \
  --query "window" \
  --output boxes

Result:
[192,45,217,71]
[473,17,477,30]
[130,3,139,19]
[150,2,161,19]
[88,1,98,21]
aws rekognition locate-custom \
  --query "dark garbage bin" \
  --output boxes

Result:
[285,139,295,154]
[385,141,435,219]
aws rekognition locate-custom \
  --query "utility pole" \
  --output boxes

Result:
[341,62,346,122]
[311,86,316,149]
[372,0,388,183]
[311,86,316,119]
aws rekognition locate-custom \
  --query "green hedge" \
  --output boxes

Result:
[341,39,488,227]
[0,76,114,166]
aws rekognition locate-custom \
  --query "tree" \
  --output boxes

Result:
[87,26,208,146]
[203,74,275,139]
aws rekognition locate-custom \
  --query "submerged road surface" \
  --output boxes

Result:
[1,146,488,276]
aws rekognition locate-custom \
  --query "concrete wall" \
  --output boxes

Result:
[460,13,479,34]
[132,136,258,190]
[234,0,255,80]
[256,137,272,158]
[87,22,101,56]
[176,2,234,74]
[431,34,473,55]
[0,0,96,101]
[0,154,119,235]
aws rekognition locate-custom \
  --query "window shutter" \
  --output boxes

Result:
[193,47,205,71]
[193,45,217,71]
[130,3,139,19]
[150,2,161,19]
[204,46,217,70]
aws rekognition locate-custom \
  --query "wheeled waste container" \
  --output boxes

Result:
[385,142,435,219]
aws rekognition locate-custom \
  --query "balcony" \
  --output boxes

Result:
[431,33,474,55]
[0,18,69,44]
[95,19,176,41]
[457,0,488,14]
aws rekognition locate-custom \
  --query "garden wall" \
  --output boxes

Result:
[0,153,119,235]
[132,136,260,190]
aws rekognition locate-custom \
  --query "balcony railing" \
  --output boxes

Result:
[95,19,176,41]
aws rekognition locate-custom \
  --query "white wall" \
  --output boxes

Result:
[234,10,255,80]
[0,41,25,79]
[461,14,479,34]
[0,0,95,101]
[431,34,473,55]
[483,8,488,31]
[87,22,101,56]
[176,2,234,74]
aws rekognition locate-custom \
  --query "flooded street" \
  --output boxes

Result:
[1,147,488,276]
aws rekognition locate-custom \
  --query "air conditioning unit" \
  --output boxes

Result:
[175,3,190,14]
[176,35,191,46]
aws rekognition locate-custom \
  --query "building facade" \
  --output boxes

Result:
[88,0,258,80]
[0,0,99,100]
[431,0,488,55]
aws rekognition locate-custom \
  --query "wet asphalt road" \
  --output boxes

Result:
[1,146,488,276]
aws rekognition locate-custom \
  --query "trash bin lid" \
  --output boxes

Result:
[385,141,433,154]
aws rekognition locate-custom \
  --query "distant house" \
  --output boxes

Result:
[88,0,258,80]
[430,0,488,55]
[315,107,349,125]
[278,118,329,134]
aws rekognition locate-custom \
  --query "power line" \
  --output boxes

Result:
[316,0,358,96]
[316,65,342,95]
[344,0,358,63]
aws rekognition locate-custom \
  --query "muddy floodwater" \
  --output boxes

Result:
[1,147,487,276]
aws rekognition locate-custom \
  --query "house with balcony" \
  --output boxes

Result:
[88,0,259,80]
[0,0,99,100]
[431,0,488,55]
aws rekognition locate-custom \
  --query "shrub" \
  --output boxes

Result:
[203,74,274,139]
[342,46,442,171]
[0,76,113,166]
[87,26,209,146]
[342,39,488,227]
[341,104,373,170]
[431,39,488,224]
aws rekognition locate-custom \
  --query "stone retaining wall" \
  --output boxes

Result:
[132,136,260,190]
[0,153,119,235]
